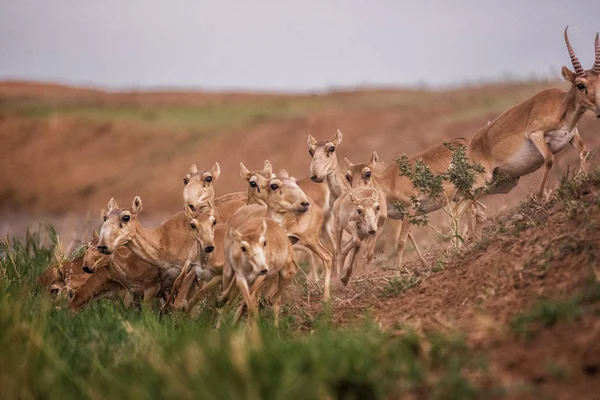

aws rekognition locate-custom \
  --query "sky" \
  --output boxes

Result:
[0,0,599,92]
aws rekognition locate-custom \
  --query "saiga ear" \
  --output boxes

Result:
[108,198,119,212]
[210,163,221,181]
[307,135,318,151]
[344,157,353,170]
[368,151,379,168]
[229,228,242,242]
[371,189,379,201]
[278,169,290,178]
[92,230,99,240]
[132,196,143,215]
[561,66,576,83]
[260,220,268,237]
[348,192,358,204]
[240,162,252,181]
[263,160,273,174]
[189,164,198,175]
[332,129,343,146]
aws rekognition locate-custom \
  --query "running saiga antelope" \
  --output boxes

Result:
[219,174,313,317]
[468,26,597,199]
[343,139,481,268]
[82,233,174,308]
[307,130,424,259]
[332,187,385,285]
[240,162,333,293]
[226,218,298,328]
[96,197,192,282]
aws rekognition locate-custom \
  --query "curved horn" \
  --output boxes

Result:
[594,32,600,72]
[564,26,584,75]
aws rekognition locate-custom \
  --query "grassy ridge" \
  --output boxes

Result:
[0,230,489,400]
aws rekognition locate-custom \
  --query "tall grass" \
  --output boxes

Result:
[0,228,489,399]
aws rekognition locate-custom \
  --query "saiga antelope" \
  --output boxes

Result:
[239,161,333,295]
[96,197,193,282]
[468,27,597,199]
[343,139,481,268]
[220,175,311,324]
[226,218,297,328]
[183,163,246,222]
[332,187,385,285]
[308,130,426,268]
[38,255,89,298]
[82,233,173,308]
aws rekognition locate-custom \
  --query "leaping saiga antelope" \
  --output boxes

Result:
[468,27,598,199]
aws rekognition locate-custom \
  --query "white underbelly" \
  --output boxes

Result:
[496,128,574,177]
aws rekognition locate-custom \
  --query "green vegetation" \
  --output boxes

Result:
[394,142,484,250]
[510,281,600,340]
[0,228,492,399]
[382,275,420,297]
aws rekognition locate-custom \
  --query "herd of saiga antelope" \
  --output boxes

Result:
[39,27,599,327]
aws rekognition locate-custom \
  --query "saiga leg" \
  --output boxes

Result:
[527,130,554,198]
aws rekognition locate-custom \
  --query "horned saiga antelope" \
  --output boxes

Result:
[468,27,598,199]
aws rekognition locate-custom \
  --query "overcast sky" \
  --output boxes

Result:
[0,0,599,91]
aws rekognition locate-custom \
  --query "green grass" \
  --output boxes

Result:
[0,227,494,399]
[510,281,600,340]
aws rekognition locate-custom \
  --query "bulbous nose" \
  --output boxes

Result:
[82,265,93,274]
[259,269,268,276]
[368,229,377,236]
[301,201,310,209]
[204,246,214,253]
[310,175,319,182]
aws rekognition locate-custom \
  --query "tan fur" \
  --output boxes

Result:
[469,29,598,198]
[81,236,173,309]
[332,187,386,285]
[345,139,473,268]
[182,163,246,222]
[69,267,127,312]
[226,218,297,328]
[38,255,89,298]
[239,162,334,298]
[169,209,228,314]
[97,197,195,273]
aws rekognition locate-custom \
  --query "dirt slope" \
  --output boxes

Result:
[305,173,600,399]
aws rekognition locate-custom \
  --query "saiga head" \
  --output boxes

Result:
[82,230,109,273]
[267,174,311,214]
[189,202,218,254]
[308,130,343,182]
[240,160,274,206]
[344,151,379,188]
[349,190,381,238]
[97,197,143,255]
[229,220,269,282]
[562,26,600,118]
[182,163,221,217]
